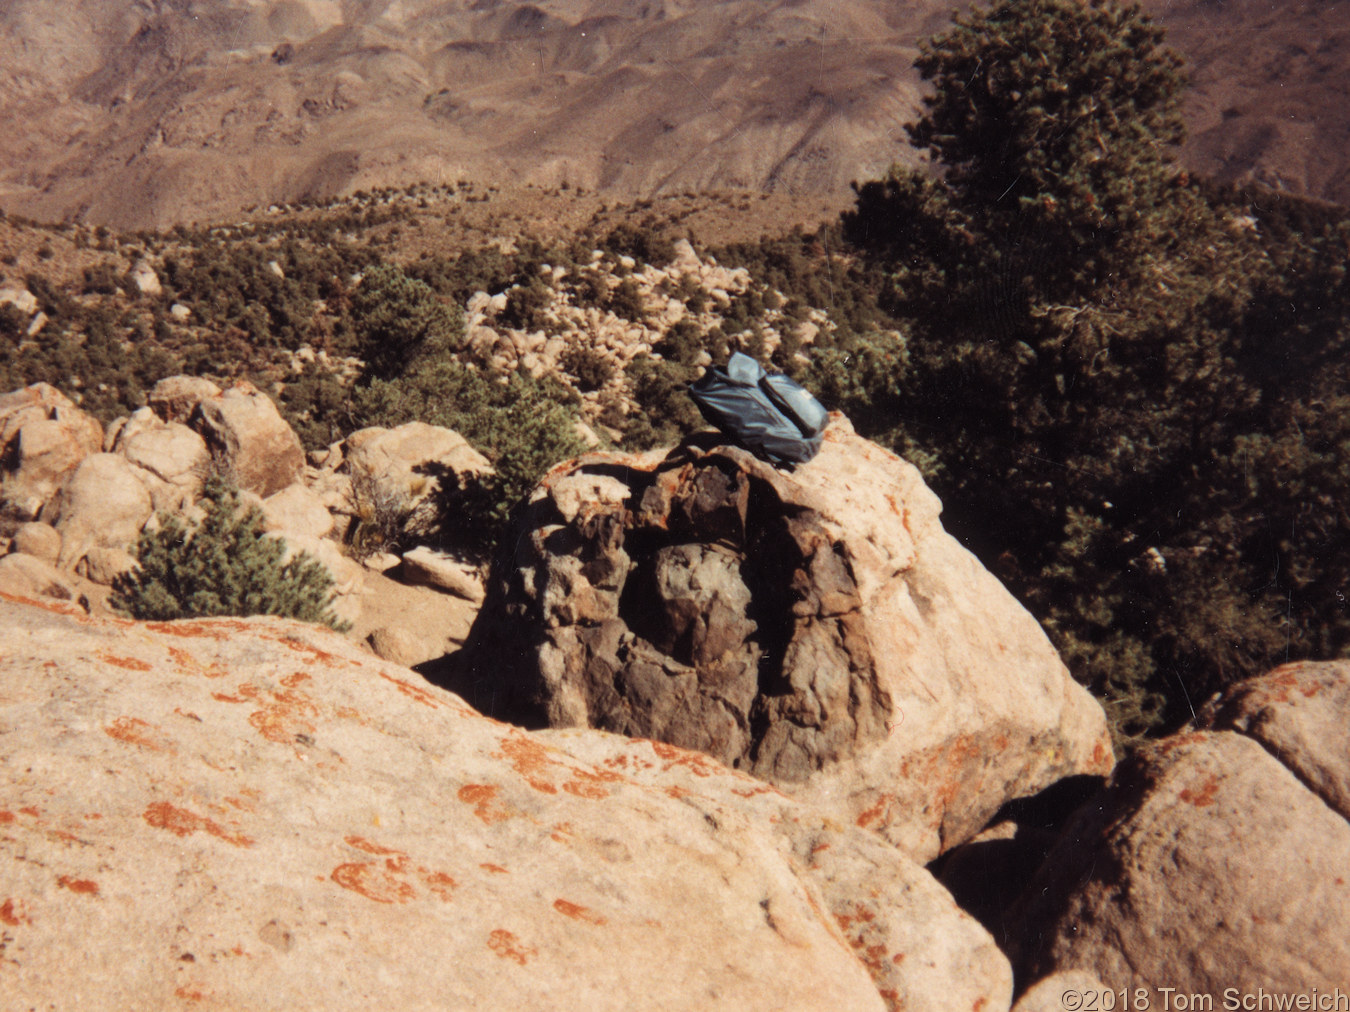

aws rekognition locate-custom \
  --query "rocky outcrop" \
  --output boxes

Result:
[1200,659,1350,821]
[451,419,1113,862]
[0,378,487,667]
[340,420,492,535]
[147,375,222,425]
[48,453,154,569]
[0,383,104,518]
[1014,667,1350,993]
[0,594,1013,1011]
[191,382,305,497]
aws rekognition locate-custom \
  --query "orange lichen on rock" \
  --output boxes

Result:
[98,652,153,672]
[0,897,31,926]
[145,621,231,641]
[418,870,456,901]
[498,734,563,792]
[481,863,509,874]
[344,835,403,857]
[143,802,254,848]
[553,898,607,925]
[212,680,321,745]
[457,783,513,824]
[377,671,441,709]
[855,793,893,829]
[648,740,721,778]
[1179,774,1221,808]
[561,777,611,800]
[57,875,99,895]
[487,928,537,965]
[330,862,416,904]
[104,716,176,754]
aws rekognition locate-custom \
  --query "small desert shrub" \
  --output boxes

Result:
[112,479,348,630]
[606,277,648,324]
[344,471,413,560]
[560,344,615,392]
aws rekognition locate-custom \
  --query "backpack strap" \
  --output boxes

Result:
[757,375,815,437]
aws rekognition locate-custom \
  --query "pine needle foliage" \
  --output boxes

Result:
[839,0,1350,742]
[112,478,349,631]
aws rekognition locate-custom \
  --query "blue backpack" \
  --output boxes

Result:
[688,352,829,467]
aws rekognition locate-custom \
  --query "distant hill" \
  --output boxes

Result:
[0,0,1345,229]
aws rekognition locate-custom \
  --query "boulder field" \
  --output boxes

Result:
[0,378,488,665]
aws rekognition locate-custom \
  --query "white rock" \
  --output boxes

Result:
[400,546,485,604]
[9,522,62,565]
[0,287,38,315]
[261,483,336,540]
[76,546,137,586]
[130,263,161,296]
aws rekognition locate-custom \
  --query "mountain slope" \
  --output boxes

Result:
[0,0,1344,228]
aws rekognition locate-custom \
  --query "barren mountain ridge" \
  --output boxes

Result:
[0,0,1345,228]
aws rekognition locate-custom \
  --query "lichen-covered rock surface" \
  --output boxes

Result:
[450,417,1113,861]
[0,593,1012,1012]
[1013,661,1350,993]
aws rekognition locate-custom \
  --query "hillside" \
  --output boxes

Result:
[0,0,1346,228]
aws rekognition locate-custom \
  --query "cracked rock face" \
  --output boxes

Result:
[451,418,1115,861]
[466,438,890,786]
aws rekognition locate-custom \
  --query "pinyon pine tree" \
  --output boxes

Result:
[112,478,349,630]
[840,0,1311,739]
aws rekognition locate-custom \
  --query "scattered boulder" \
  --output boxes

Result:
[349,569,480,664]
[117,415,210,511]
[0,553,77,601]
[342,421,492,524]
[400,546,484,603]
[1014,726,1350,993]
[0,384,104,517]
[47,453,154,569]
[0,596,1014,1011]
[147,375,222,425]
[129,262,162,296]
[0,286,38,316]
[1012,971,1109,1012]
[9,522,62,566]
[261,483,335,541]
[451,420,1113,862]
[367,624,434,666]
[76,546,137,586]
[192,382,305,497]
[1199,659,1350,820]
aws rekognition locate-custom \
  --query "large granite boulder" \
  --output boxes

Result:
[340,420,493,535]
[1014,715,1350,992]
[46,453,154,569]
[191,381,305,498]
[112,407,211,512]
[450,418,1113,861]
[0,594,1013,1011]
[1200,659,1350,820]
[0,383,104,518]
